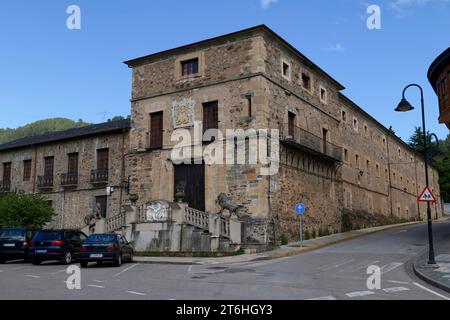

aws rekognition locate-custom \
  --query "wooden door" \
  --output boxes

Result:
[174,163,205,211]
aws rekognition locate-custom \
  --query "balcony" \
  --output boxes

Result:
[0,180,11,192]
[37,175,53,190]
[280,124,343,162]
[61,173,79,188]
[90,169,109,185]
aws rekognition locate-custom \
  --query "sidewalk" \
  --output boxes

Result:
[413,229,450,293]
[134,220,425,266]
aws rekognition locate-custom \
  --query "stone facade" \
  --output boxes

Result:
[0,25,442,249]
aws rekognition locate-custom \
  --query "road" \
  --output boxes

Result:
[1,221,450,300]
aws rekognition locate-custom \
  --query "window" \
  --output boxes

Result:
[344,149,349,162]
[23,159,32,182]
[322,128,329,154]
[2,162,11,190]
[149,111,163,149]
[376,164,380,177]
[245,94,253,117]
[96,149,109,171]
[382,137,386,146]
[203,101,219,133]
[282,60,291,80]
[342,110,347,122]
[301,73,311,90]
[364,125,368,135]
[288,112,296,137]
[385,168,389,181]
[44,157,54,178]
[320,87,327,103]
[353,118,359,131]
[67,153,78,174]
[181,58,199,76]
[355,154,360,168]
[366,159,370,172]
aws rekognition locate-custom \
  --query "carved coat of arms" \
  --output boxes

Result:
[145,201,170,222]
[172,98,195,128]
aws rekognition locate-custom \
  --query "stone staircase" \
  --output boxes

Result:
[88,202,240,253]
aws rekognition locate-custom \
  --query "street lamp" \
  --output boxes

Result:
[395,83,436,265]
[429,133,448,162]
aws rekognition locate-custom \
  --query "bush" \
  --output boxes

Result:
[312,229,316,239]
[304,230,311,240]
[0,192,54,228]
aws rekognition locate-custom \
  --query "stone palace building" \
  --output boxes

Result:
[0,25,442,252]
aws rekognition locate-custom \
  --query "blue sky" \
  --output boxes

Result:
[0,0,449,141]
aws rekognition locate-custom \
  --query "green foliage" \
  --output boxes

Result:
[304,229,311,240]
[280,233,289,245]
[0,192,54,228]
[0,118,92,144]
[408,127,450,202]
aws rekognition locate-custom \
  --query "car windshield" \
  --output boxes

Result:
[33,231,61,241]
[0,229,26,240]
[86,234,116,243]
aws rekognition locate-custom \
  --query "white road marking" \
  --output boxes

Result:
[386,280,410,285]
[126,291,146,296]
[393,230,407,235]
[413,282,450,300]
[93,280,104,283]
[341,260,379,273]
[382,287,410,293]
[50,269,67,275]
[113,263,139,277]
[380,262,404,274]
[345,291,375,298]
[306,296,337,300]
[321,259,356,271]
[25,275,41,279]
[88,284,105,289]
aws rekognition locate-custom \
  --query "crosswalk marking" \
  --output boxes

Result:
[382,287,410,293]
[345,291,375,298]
[380,262,403,274]
[306,296,337,300]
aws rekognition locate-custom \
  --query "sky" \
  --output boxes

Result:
[0,0,449,141]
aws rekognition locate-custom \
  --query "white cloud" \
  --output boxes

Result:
[323,43,347,53]
[261,0,279,9]
[389,0,449,17]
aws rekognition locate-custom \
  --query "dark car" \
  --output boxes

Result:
[29,229,87,265]
[0,228,39,263]
[79,233,133,268]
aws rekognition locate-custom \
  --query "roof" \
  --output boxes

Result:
[428,47,450,92]
[123,24,345,90]
[0,119,131,152]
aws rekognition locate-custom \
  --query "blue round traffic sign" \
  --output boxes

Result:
[295,203,306,216]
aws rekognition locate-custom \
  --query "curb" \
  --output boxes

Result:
[412,251,450,294]
[134,221,426,265]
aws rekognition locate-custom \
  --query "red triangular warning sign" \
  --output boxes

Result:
[418,186,437,203]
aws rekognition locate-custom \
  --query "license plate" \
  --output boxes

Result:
[3,243,15,247]
[90,254,103,258]
[36,250,47,254]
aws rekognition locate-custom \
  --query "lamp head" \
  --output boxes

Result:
[432,149,448,162]
[395,98,414,112]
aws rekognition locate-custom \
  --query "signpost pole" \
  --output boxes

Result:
[299,215,303,248]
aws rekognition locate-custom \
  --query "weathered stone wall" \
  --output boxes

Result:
[0,131,129,229]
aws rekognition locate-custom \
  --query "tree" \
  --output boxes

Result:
[0,192,54,228]
[407,126,437,156]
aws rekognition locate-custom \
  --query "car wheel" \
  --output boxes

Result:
[80,262,88,268]
[62,251,73,265]
[128,253,133,263]
[32,259,41,265]
[114,254,122,267]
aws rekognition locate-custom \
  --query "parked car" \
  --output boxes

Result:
[0,228,40,263]
[29,229,87,265]
[79,233,133,268]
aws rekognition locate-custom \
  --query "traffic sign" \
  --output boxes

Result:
[295,203,306,216]
[418,186,437,203]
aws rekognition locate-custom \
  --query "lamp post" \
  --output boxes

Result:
[395,83,436,265]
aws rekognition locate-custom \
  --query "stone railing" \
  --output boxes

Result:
[184,207,209,231]
[106,212,126,232]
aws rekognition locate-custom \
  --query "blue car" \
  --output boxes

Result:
[0,228,40,263]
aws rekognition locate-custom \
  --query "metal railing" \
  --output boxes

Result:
[37,175,53,189]
[0,180,11,192]
[61,173,78,186]
[106,212,126,232]
[90,169,108,184]
[184,207,209,230]
[280,124,343,162]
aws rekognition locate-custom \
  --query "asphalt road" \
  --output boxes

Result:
[1,221,450,300]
